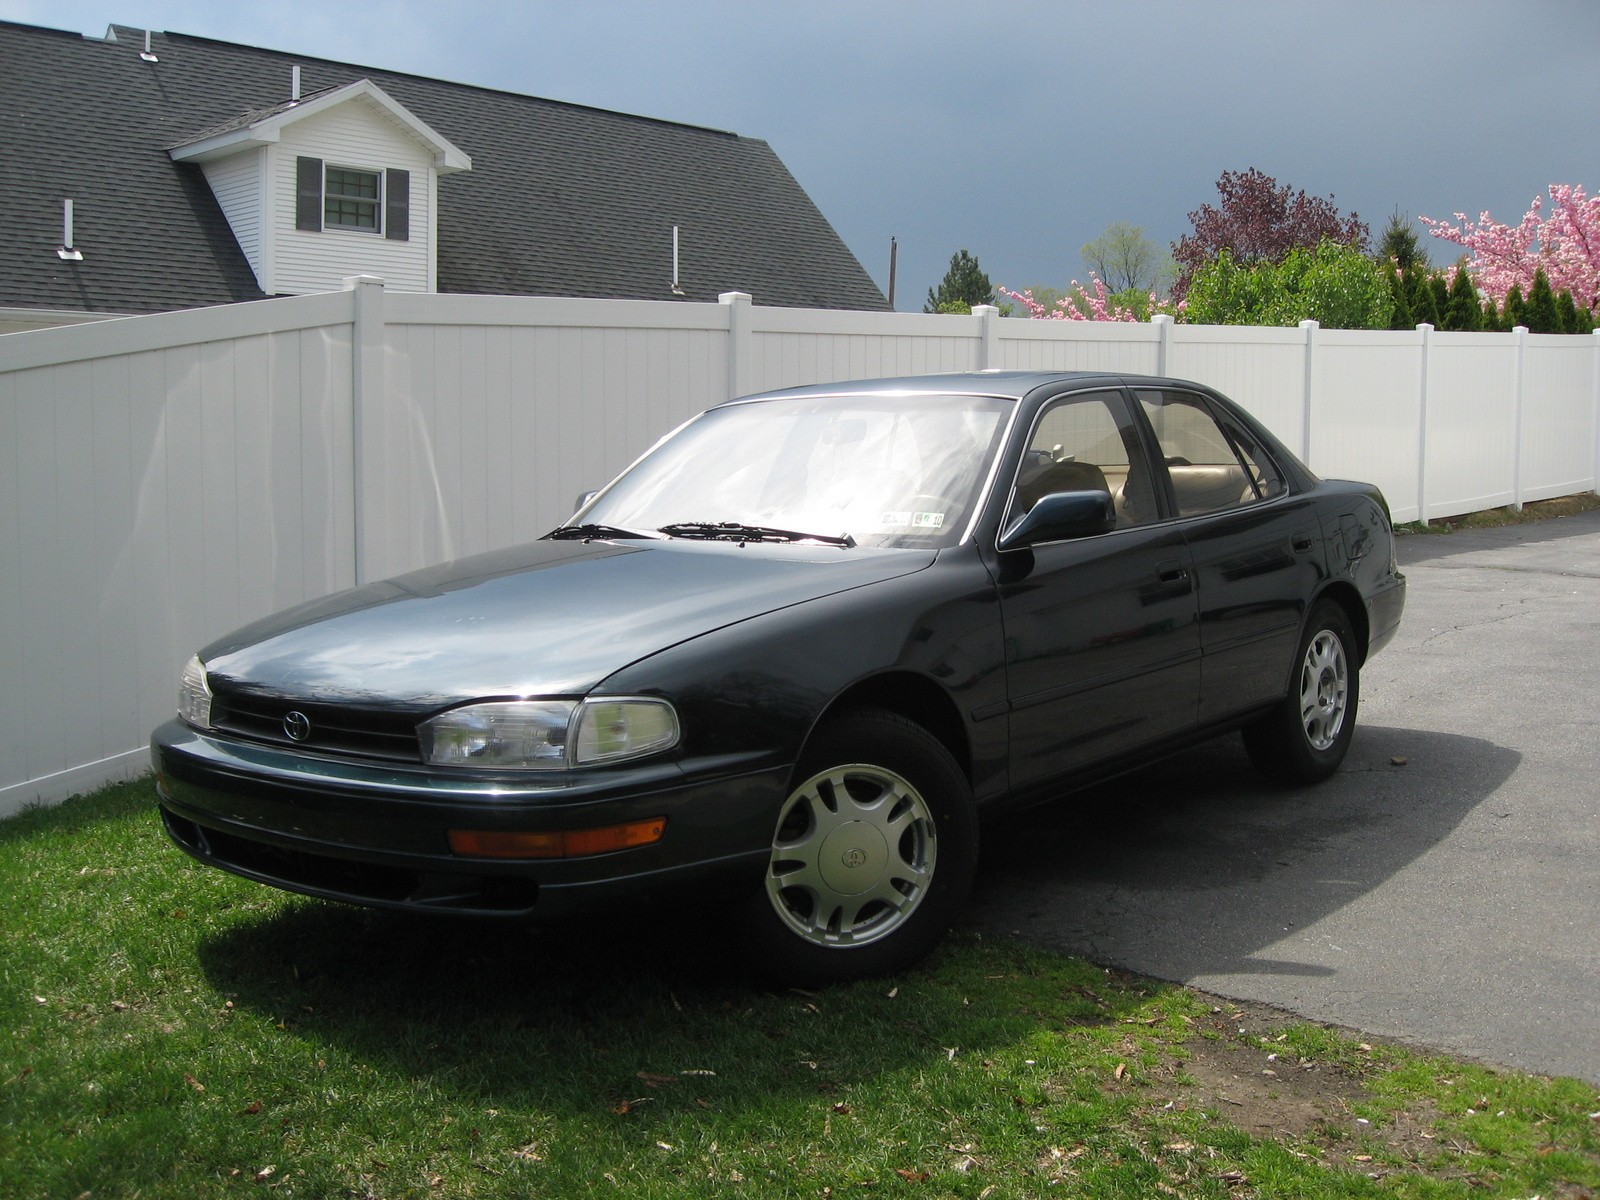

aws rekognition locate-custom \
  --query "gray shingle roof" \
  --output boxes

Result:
[0,21,888,314]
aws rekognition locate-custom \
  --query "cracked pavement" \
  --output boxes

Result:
[970,505,1600,1084]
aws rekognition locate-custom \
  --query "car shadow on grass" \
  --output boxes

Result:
[187,723,1509,1104]
[968,724,1517,983]
[190,867,1145,1110]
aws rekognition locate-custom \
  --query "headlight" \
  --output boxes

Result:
[572,699,680,765]
[178,655,212,729]
[418,698,679,769]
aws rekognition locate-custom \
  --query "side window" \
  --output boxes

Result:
[1135,390,1283,517]
[1010,389,1158,530]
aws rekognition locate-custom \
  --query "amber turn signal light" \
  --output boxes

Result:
[447,817,666,859]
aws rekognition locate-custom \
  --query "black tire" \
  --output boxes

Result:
[735,708,978,985]
[1243,600,1361,785]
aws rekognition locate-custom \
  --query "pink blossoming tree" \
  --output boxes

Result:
[1421,185,1600,311]
[999,274,1178,322]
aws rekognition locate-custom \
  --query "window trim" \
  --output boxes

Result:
[1133,388,1291,520]
[996,386,1158,546]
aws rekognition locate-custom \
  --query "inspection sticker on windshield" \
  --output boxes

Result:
[879,510,944,528]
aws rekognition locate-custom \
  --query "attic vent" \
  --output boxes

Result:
[57,199,83,261]
[139,30,157,62]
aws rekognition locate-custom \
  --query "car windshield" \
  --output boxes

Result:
[574,392,1013,548]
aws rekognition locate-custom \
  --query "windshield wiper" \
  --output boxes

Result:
[657,521,856,548]
[546,522,663,541]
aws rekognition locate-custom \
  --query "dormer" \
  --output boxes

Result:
[169,78,471,297]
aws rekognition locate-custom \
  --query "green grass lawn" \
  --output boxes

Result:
[3,780,1597,1198]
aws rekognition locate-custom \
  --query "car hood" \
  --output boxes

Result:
[201,538,936,713]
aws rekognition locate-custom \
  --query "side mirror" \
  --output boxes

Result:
[998,490,1115,552]
[573,489,600,515]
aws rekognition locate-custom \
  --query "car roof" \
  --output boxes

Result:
[736,371,1212,405]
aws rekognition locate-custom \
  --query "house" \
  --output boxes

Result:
[0,20,888,327]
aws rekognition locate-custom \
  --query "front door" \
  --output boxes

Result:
[997,388,1201,790]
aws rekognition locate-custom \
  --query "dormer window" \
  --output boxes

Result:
[295,155,410,241]
[169,79,469,293]
[324,167,381,231]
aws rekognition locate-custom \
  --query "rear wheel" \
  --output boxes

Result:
[737,709,977,984]
[1244,600,1360,785]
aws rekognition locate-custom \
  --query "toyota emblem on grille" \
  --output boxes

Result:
[283,711,312,742]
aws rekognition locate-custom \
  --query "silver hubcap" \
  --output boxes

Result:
[1299,629,1349,751]
[764,763,937,948]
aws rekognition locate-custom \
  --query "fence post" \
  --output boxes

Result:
[345,274,385,586]
[1512,325,1528,510]
[720,291,753,400]
[1299,319,1318,463]
[1592,329,1600,498]
[1416,323,1433,524]
[971,304,999,370]
[1151,313,1173,377]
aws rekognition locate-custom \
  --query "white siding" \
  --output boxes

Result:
[368,295,728,580]
[270,102,434,295]
[1168,325,1311,455]
[1425,333,1520,518]
[0,293,354,814]
[745,309,979,393]
[994,319,1159,374]
[200,148,266,285]
[1311,330,1424,522]
[1522,335,1599,504]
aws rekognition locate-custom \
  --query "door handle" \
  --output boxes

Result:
[1291,533,1315,553]
[1156,561,1189,584]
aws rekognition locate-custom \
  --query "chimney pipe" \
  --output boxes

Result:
[57,199,84,261]
[670,225,686,296]
[139,29,158,62]
[291,65,302,102]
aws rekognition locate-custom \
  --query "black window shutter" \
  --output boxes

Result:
[385,169,410,241]
[296,156,323,231]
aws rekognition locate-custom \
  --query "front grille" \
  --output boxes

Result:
[211,693,422,763]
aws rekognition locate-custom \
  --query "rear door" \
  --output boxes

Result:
[1132,388,1326,723]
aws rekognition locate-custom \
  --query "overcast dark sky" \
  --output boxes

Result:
[6,0,1596,309]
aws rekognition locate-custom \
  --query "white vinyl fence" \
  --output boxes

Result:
[3,278,1598,815]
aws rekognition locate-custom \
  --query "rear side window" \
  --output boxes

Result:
[1135,390,1285,517]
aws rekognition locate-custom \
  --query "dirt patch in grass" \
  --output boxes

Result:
[1168,995,1462,1181]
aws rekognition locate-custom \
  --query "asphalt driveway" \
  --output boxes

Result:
[970,505,1600,1084]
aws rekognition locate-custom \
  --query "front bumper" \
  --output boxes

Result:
[151,718,785,918]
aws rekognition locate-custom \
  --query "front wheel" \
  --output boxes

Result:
[1243,600,1360,785]
[736,709,977,985]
